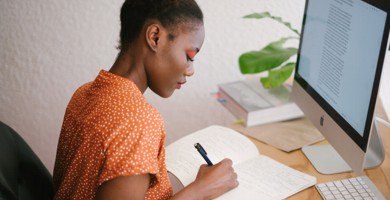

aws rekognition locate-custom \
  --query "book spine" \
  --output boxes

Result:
[247,103,304,127]
[217,88,248,123]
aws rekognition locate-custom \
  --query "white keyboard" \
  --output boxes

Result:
[316,176,386,200]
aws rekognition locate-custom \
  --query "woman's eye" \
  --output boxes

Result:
[186,55,194,62]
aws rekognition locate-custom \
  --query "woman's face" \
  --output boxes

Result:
[146,23,205,98]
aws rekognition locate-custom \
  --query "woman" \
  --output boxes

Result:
[53,0,238,199]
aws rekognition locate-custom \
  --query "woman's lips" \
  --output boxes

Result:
[176,81,186,89]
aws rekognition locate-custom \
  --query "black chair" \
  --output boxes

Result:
[0,121,54,200]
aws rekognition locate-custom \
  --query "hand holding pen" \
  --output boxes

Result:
[192,143,239,199]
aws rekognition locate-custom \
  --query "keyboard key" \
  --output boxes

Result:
[334,181,343,187]
[357,189,366,194]
[344,194,352,198]
[329,186,337,191]
[331,190,340,195]
[334,194,343,198]
[327,182,335,187]
[318,183,327,188]
[320,187,329,192]
[345,185,354,189]
[361,193,369,197]
[352,182,360,186]
[339,187,347,191]
[348,189,357,193]
[354,185,362,190]
[351,192,359,197]
[325,194,335,199]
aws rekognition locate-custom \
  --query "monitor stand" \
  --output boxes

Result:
[302,117,387,174]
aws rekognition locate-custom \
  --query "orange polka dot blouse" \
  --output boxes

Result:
[53,70,173,200]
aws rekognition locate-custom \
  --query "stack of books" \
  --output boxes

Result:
[217,79,304,127]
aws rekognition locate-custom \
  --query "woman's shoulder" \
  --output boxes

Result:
[65,82,94,111]
[91,86,164,134]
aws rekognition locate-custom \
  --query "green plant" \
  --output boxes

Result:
[239,12,300,89]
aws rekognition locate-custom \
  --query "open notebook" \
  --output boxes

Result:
[166,125,316,199]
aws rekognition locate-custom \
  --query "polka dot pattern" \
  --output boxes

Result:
[53,70,173,200]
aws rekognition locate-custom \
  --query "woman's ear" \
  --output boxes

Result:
[145,24,161,52]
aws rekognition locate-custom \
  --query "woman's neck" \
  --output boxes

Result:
[109,49,148,94]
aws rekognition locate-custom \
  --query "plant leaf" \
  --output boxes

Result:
[239,38,297,74]
[260,62,295,88]
[244,12,300,36]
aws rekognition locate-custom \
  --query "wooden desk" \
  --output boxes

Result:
[247,100,390,199]
[169,101,389,199]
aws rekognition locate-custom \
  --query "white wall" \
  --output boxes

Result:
[1,0,389,172]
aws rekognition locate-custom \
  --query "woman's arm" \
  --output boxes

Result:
[95,159,238,200]
[95,174,150,200]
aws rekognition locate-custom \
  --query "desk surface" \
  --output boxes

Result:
[168,100,390,198]
[247,100,390,199]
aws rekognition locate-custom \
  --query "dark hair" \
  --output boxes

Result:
[118,0,203,52]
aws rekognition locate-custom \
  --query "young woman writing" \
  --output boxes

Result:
[53,0,238,199]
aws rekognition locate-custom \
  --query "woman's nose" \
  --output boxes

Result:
[185,65,194,77]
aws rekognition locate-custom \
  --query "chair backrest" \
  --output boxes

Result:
[0,121,54,200]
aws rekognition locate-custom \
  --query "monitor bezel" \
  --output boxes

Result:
[294,0,390,152]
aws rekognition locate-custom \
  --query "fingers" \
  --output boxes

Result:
[230,172,239,188]
[231,171,237,180]
[216,158,233,170]
[226,159,238,189]
[221,171,238,193]
[221,158,233,166]
[199,164,207,169]
[219,158,238,189]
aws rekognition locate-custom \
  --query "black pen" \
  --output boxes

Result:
[194,143,213,166]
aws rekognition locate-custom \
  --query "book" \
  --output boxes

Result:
[166,125,316,200]
[217,79,304,127]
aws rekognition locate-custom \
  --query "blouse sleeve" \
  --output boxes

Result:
[97,126,162,187]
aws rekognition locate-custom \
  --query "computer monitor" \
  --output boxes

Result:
[292,0,390,175]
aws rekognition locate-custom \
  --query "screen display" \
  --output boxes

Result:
[297,0,387,136]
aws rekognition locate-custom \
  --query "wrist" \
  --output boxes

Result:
[171,181,205,200]
[186,181,204,200]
